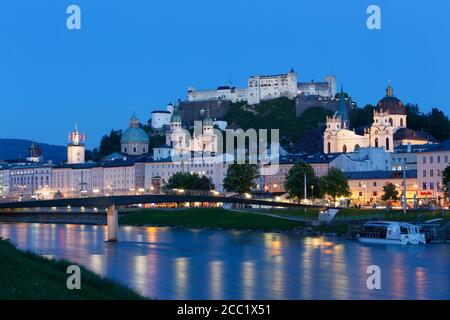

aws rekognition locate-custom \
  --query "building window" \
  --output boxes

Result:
[430,170,434,177]
[343,145,347,153]
[385,138,390,151]
[437,156,441,163]
[423,170,426,177]
[423,182,427,190]
[375,138,379,148]
[400,118,404,126]
[430,156,433,164]
[327,142,331,154]
[423,157,426,164]
[373,192,377,196]
[373,182,377,187]
[430,182,434,190]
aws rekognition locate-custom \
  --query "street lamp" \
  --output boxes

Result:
[362,184,367,206]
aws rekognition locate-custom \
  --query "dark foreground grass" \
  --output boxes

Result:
[119,208,305,231]
[0,238,144,300]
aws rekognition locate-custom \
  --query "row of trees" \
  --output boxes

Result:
[163,161,437,206]
[283,162,351,202]
[164,161,352,204]
[163,164,260,195]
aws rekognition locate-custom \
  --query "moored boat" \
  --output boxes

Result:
[358,221,426,245]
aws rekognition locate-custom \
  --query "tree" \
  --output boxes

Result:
[297,107,333,133]
[442,164,450,197]
[148,134,166,150]
[225,97,302,150]
[99,130,122,158]
[284,161,318,201]
[334,92,349,99]
[381,183,399,202]
[164,172,212,191]
[349,104,375,129]
[319,168,351,202]
[223,164,259,195]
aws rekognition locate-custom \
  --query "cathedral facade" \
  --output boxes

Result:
[324,84,411,154]
[166,108,218,157]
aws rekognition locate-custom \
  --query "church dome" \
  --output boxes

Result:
[203,117,214,126]
[121,127,149,144]
[375,83,406,115]
[203,108,214,126]
[121,114,149,144]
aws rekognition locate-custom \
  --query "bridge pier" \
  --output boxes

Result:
[106,204,118,242]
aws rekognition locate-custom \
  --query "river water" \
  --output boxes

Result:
[0,223,449,299]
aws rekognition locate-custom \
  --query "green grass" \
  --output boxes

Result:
[0,238,144,300]
[265,207,450,222]
[335,208,450,222]
[119,208,306,232]
[264,208,321,220]
[312,224,349,235]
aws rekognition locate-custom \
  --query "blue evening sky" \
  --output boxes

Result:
[0,0,449,148]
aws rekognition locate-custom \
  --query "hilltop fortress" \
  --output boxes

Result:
[187,68,337,105]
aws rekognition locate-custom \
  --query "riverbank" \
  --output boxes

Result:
[0,237,144,300]
[119,207,450,237]
[1,207,449,238]
[118,208,349,236]
[119,207,308,233]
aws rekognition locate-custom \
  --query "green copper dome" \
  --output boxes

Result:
[121,114,149,144]
[203,108,214,126]
[121,127,149,144]
[170,108,181,123]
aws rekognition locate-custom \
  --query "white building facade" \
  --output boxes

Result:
[324,84,411,154]
[144,154,230,193]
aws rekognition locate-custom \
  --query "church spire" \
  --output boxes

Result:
[337,86,349,128]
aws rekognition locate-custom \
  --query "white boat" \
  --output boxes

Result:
[358,221,426,245]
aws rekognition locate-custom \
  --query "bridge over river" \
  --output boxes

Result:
[0,194,324,241]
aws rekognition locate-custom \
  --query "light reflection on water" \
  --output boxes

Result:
[0,222,449,300]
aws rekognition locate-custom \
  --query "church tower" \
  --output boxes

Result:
[337,86,349,128]
[67,125,86,164]
[27,142,43,163]
[166,107,186,154]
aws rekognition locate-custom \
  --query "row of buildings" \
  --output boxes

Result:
[1,136,448,206]
[1,130,449,208]
[0,70,448,207]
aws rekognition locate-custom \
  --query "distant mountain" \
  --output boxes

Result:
[0,139,66,163]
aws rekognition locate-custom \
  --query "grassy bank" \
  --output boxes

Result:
[265,208,450,222]
[119,207,450,237]
[119,208,305,232]
[0,238,143,300]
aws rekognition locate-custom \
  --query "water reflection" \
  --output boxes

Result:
[210,261,224,300]
[174,257,189,299]
[0,223,449,300]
